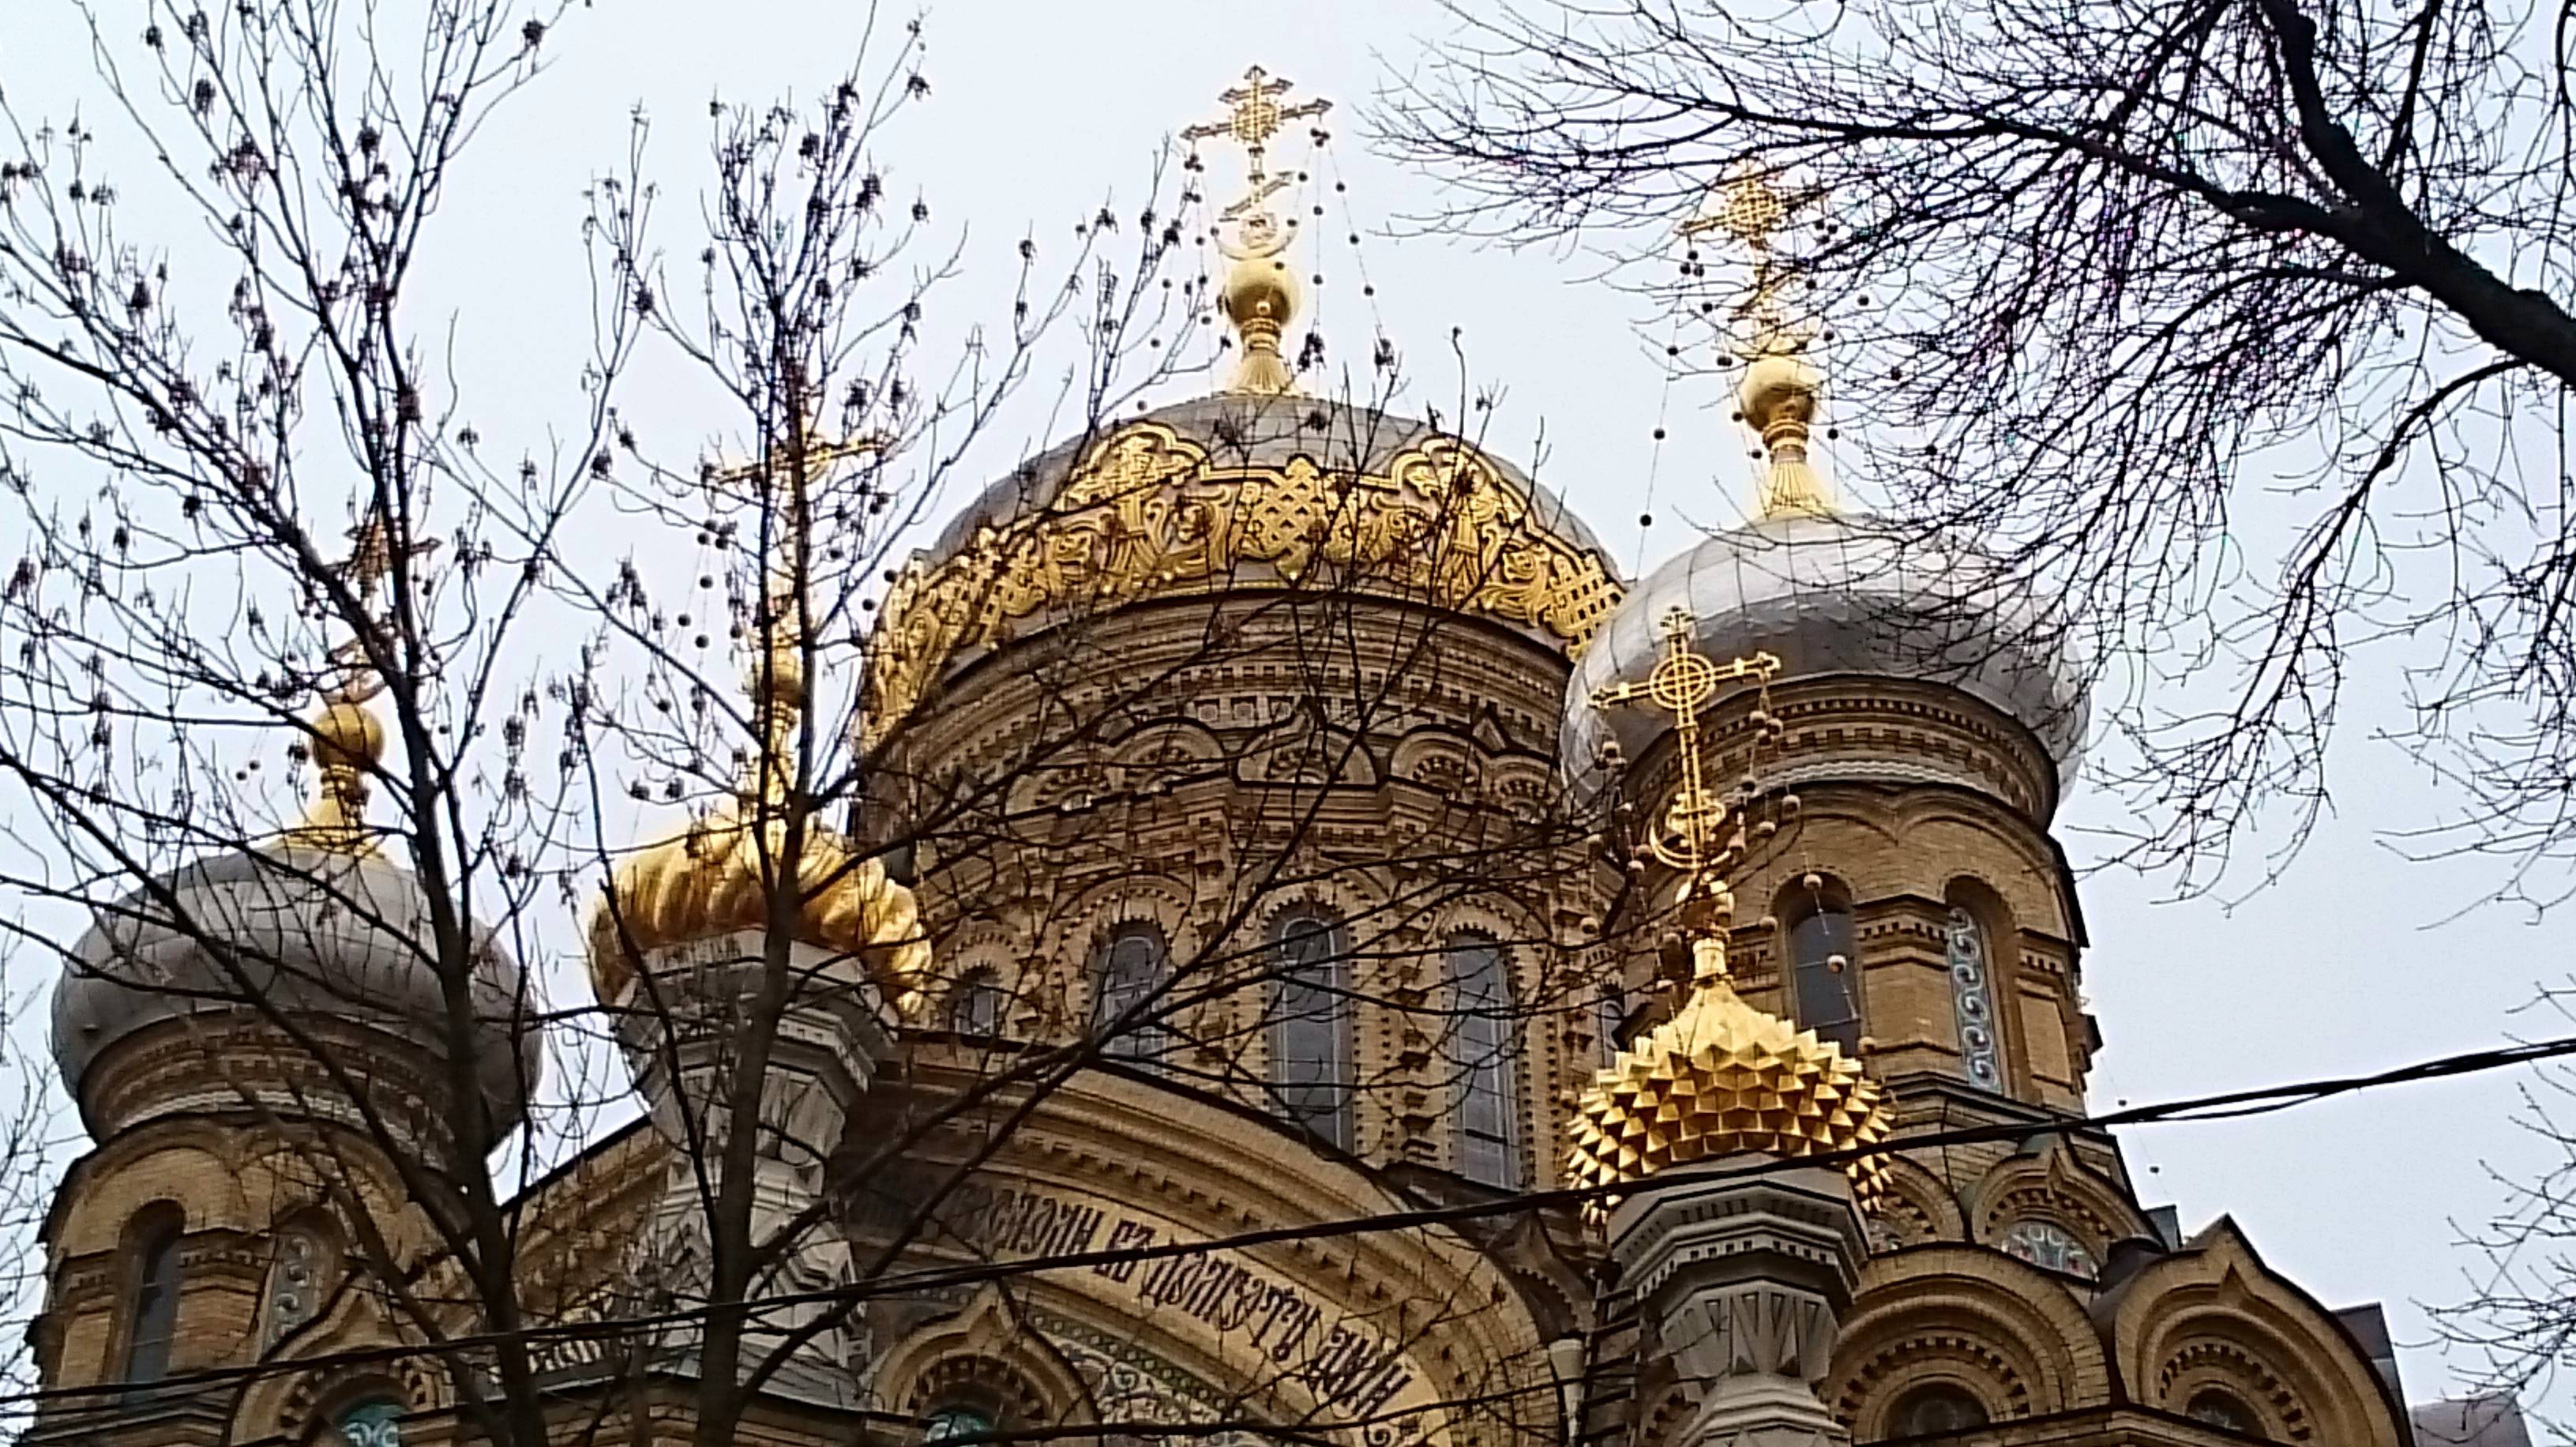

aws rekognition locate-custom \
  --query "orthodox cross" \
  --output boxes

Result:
[1183,66,1331,226]
[702,415,889,621]
[1681,170,1806,355]
[325,505,439,705]
[700,415,888,806]
[1592,606,1779,979]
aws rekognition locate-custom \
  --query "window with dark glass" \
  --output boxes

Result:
[948,968,1005,1037]
[122,1211,182,1386]
[922,1405,997,1445]
[1271,908,1354,1148]
[1887,1383,1990,1438]
[1595,983,1628,1068]
[1788,903,1863,1054]
[1448,932,1519,1189]
[1092,922,1170,1062]
[2187,1389,2263,1435]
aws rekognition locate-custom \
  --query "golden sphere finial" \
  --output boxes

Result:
[312,697,387,772]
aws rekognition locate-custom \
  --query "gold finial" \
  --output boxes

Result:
[1685,171,1832,520]
[1184,66,1331,396]
[1592,607,1778,980]
[287,506,430,855]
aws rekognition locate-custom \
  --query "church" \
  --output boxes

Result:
[21,66,2514,1447]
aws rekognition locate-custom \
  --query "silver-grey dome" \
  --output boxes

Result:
[924,391,1613,567]
[52,843,540,1138]
[1564,513,2089,795]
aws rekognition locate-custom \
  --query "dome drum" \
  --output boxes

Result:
[602,929,894,1167]
[1613,674,2068,828]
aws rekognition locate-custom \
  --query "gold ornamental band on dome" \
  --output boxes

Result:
[588,419,933,1014]
[858,420,1626,747]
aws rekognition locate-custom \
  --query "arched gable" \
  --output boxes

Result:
[1966,1137,2155,1269]
[869,1060,1554,1447]
[1871,1155,1966,1251]
[1825,1245,2112,1430]
[2103,1220,2405,1447]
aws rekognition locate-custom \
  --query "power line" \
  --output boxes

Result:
[14,1023,2576,1414]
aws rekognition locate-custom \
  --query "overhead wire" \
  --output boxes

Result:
[16,1022,2576,1415]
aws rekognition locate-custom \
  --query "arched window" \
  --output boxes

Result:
[121,1205,183,1387]
[1887,1383,1990,1438]
[1943,892,2005,1092]
[1594,983,1628,1069]
[1999,1219,2097,1276]
[1786,896,1863,1054]
[1271,908,1354,1148]
[922,1405,997,1444]
[948,969,1006,1038]
[2186,1388,2263,1436]
[1448,932,1519,1189]
[336,1399,405,1446]
[1091,922,1169,1062]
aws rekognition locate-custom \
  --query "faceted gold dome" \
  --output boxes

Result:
[1568,975,1891,1206]
[588,810,931,1015]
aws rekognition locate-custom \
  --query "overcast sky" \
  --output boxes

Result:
[8,0,2572,1419]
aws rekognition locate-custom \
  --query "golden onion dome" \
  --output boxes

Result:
[862,396,1626,746]
[1568,972,1892,1208]
[590,633,932,1016]
[586,809,930,1016]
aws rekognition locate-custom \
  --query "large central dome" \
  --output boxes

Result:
[863,392,1624,744]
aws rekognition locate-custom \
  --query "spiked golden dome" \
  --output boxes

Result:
[1568,975,1891,1206]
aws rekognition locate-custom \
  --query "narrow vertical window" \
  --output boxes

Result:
[1271,908,1354,1148]
[948,968,1005,1038]
[122,1210,182,1386]
[1595,983,1628,1068]
[1788,903,1863,1054]
[1091,922,1170,1062]
[1944,903,2003,1090]
[1448,933,1519,1189]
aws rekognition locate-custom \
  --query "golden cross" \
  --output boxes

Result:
[1680,170,1808,355]
[325,506,439,705]
[1682,171,1787,251]
[1183,66,1331,222]
[702,416,890,603]
[1594,607,1780,975]
[703,415,890,807]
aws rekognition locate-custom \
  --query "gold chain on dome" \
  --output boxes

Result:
[1183,66,1331,396]
[1684,171,1834,520]
[286,505,436,855]
[1571,604,1892,1210]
